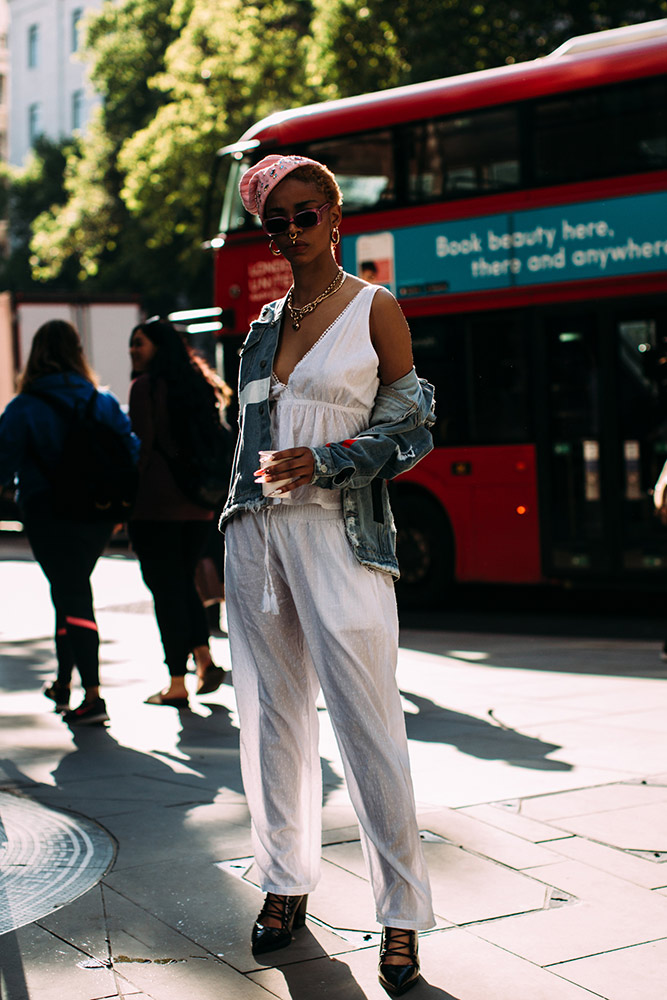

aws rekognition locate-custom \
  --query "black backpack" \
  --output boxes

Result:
[28,388,139,521]
[158,389,235,511]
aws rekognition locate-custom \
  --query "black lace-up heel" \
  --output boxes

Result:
[251,892,308,954]
[378,927,420,996]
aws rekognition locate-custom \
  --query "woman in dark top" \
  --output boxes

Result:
[0,319,139,725]
[128,318,229,706]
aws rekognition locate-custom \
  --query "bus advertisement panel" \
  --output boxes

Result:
[341,191,667,298]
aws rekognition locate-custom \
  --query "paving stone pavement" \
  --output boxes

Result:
[1,537,667,1000]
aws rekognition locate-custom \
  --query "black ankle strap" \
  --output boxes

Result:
[381,928,417,959]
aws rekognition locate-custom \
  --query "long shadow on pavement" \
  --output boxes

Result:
[401,690,572,772]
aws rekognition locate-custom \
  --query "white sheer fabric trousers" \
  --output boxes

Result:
[225,504,435,930]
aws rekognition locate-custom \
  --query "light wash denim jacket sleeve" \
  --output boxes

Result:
[219,296,436,578]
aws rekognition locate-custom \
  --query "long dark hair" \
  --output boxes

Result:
[18,319,99,391]
[130,317,231,414]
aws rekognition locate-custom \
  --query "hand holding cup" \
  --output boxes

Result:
[254,448,315,496]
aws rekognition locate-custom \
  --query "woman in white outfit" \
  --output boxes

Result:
[221,154,435,995]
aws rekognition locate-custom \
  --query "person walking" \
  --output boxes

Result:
[128,318,230,706]
[220,154,436,995]
[0,319,139,725]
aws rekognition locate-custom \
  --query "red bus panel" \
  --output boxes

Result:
[399,444,542,583]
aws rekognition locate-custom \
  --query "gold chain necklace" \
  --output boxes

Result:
[286,267,346,330]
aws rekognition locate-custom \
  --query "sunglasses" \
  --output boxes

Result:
[262,203,330,236]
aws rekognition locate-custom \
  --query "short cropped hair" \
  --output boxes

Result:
[288,163,343,208]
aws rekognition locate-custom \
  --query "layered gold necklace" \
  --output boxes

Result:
[286,267,346,330]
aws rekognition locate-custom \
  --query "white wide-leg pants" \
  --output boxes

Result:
[225,504,434,930]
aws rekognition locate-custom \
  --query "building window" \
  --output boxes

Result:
[28,24,39,68]
[71,8,83,52]
[72,89,84,131]
[28,102,42,143]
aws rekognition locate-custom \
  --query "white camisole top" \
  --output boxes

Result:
[269,282,380,509]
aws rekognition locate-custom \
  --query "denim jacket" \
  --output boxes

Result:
[219,295,436,577]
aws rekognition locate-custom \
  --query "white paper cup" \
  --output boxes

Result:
[258,450,294,497]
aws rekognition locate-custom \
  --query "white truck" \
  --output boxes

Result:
[0,294,142,413]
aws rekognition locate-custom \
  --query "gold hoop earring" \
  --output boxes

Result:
[269,239,282,256]
[331,227,340,246]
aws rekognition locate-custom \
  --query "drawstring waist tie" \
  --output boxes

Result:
[259,503,343,616]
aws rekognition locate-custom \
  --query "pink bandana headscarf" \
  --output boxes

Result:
[239,154,323,220]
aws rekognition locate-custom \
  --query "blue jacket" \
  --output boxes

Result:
[0,372,140,507]
[219,296,436,577]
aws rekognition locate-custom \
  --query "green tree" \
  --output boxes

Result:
[29,0,186,312]
[312,0,667,88]
[29,0,319,310]
[306,0,407,99]
[118,0,317,260]
[0,137,80,293]
[311,0,667,88]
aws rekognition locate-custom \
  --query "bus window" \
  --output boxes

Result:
[220,156,263,232]
[403,107,520,201]
[548,324,599,439]
[305,131,395,210]
[467,316,531,444]
[616,315,666,526]
[531,76,667,185]
[545,318,604,559]
[410,316,466,446]
[220,131,398,230]
[617,319,659,438]
[410,312,530,446]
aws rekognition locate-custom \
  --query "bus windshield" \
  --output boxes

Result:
[221,129,397,232]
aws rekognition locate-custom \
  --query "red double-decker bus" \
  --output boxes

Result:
[211,19,667,606]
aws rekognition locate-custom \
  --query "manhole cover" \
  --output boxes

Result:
[0,791,115,934]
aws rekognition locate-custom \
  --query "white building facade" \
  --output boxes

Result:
[0,2,8,162]
[7,0,100,165]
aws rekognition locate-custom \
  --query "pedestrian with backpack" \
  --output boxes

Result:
[0,319,140,725]
[128,317,233,706]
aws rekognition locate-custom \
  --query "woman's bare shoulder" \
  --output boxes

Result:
[347,271,397,289]
[368,283,408,325]
[343,274,392,293]
[367,284,413,383]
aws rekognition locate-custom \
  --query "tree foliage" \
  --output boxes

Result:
[17,0,667,309]
[117,0,317,252]
[0,137,80,293]
[27,0,186,311]
[312,0,667,92]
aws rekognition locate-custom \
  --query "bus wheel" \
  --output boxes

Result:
[393,490,454,610]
